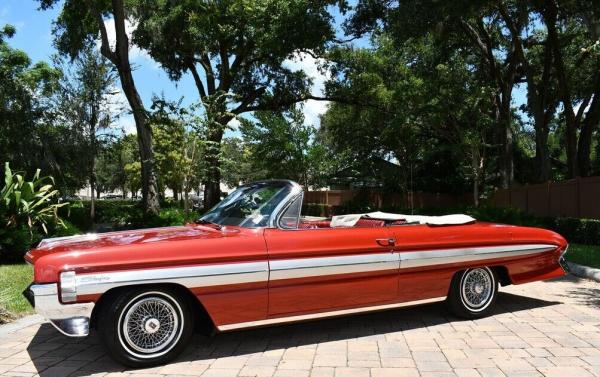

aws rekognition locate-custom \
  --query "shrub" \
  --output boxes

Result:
[1,162,68,234]
[0,225,43,263]
[552,217,600,245]
[0,163,70,262]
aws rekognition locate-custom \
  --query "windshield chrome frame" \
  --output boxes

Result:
[201,179,303,229]
[267,180,303,228]
[275,191,305,230]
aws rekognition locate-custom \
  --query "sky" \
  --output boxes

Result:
[1,1,527,136]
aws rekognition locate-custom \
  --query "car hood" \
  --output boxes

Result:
[25,224,229,263]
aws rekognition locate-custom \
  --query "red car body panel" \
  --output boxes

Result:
[25,219,567,328]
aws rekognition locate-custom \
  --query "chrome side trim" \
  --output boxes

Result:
[217,296,446,331]
[75,261,269,296]
[270,253,399,280]
[72,244,557,295]
[29,283,94,337]
[400,244,557,269]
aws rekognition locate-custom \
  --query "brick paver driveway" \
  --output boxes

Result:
[1,274,599,377]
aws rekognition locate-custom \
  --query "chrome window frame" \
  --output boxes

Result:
[275,191,305,230]
[268,180,304,228]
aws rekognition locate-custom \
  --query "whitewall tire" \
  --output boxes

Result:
[447,267,498,319]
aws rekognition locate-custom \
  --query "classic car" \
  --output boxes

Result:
[24,180,568,367]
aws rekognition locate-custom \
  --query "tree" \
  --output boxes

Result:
[543,0,600,178]
[132,0,337,207]
[346,0,600,183]
[240,109,315,186]
[0,24,60,176]
[40,0,161,215]
[220,137,255,187]
[321,33,497,202]
[149,97,205,211]
[54,46,120,220]
[345,0,543,188]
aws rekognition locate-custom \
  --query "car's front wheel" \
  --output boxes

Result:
[447,267,498,319]
[98,287,194,368]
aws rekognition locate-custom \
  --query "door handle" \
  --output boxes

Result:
[376,238,396,247]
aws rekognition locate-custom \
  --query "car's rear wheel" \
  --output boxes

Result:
[98,287,194,368]
[447,267,498,319]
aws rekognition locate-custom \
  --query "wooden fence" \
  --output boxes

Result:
[303,190,473,210]
[489,176,600,219]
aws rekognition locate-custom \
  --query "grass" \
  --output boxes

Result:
[0,264,33,322]
[564,243,600,269]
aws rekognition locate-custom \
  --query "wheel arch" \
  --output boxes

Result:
[449,265,512,286]
[490,265,512,287]
[89,283,215,334]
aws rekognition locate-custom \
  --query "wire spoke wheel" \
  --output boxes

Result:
[459,267,495,312]
[118,292,184,359]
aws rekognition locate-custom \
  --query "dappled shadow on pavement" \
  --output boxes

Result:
[26,291,559,376]
[541,273,600,308]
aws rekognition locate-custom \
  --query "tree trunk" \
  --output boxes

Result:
[471,146,480,207]
[498,95,514,188]
[184,185,190,217]
[534,125,551,182]
[565,113,579,178]
[577,94,600,176]
[545,0,579,178]
[202,120,226,209]
[90,182,95,221]
[98,0,160,216]
[118,69,160,215]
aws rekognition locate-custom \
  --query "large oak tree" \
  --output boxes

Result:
[132,0,336,207]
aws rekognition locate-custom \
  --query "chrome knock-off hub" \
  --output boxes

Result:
[144,318,160,334]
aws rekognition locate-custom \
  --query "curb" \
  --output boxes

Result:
[0,314,44,337]
[567,261,600,283]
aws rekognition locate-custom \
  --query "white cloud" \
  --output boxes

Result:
[121,115,137,135]
[284,51,331,127]
[99,18,157,67]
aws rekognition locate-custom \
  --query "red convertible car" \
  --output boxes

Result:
[24,180,568,367]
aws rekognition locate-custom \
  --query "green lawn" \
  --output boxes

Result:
[564,243,600,269]
[0,264,33,319]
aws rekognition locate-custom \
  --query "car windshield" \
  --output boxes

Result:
[199,181,293,228]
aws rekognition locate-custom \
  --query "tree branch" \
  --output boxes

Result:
[231,87,267,114]
[217,39,231,91]
[238,94,390,114]
[96,11,116,64]
[188,62,207,99]
[111,0,130,66]
[199,53,216,95]
[459,17,502,85]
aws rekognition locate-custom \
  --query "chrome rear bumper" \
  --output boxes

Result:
[559,245,570,273]
[24,283,94,337]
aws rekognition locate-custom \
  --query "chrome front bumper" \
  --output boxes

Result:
[24,283,94,337]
